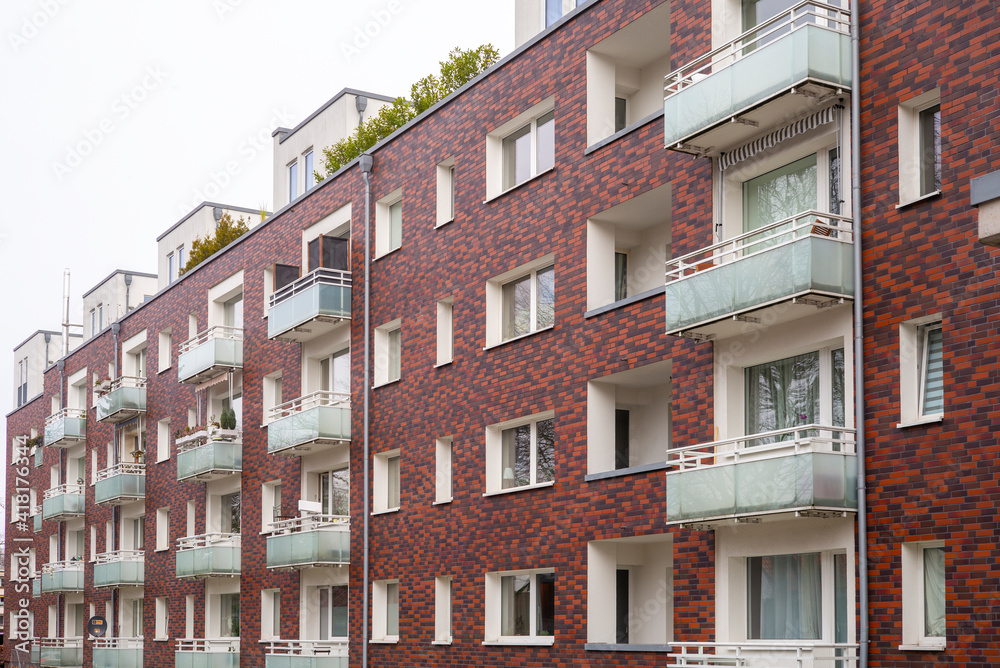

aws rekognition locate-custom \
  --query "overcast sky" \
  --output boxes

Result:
[0,0,514,422]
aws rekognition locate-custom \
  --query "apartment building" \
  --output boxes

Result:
[5,0,999,667]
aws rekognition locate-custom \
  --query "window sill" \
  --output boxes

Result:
[154,547,169,553]
[371,507,400,516]
[431,639,452,645]
[896,190,941,209]
[483,325,554,351]
[583,108,666,155]
[483,480,555,497]
[373,378,401,390]
[157,366,172,374]
[585,461,671,482]
[154,637,170,642]
[370,638,399,644]
[432,499,453,506]
[896,414,944,429]
[484,166,555,204]
[483,637,555,647]
[584,643,673,652]
[898,643,946,652]
[435,218,455,229]
[433,360,453,369]
[584,286,667,319]
[374,246,403,262]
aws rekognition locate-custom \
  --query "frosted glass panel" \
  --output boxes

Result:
[268,406,351,454]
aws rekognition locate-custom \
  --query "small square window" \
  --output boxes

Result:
[486,98,556,200]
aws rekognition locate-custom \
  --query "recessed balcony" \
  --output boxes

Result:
[268,268,352,342]
[267,392,351,456]
[41,561,84,593]
[36,638,84,667]
[669,642,859,667]
[42,484,85,521]
[175,639,240,668]
[665,425,857,525]
[95,377,147,425]
[178,326,243,384]
[265,640,348,668]
[266,515,350,570]
[177,435,242,482]
[664,213,854,340]
[176,533,241,579]
[663,0,851,156]
[94,550,144,588]
[96,463,146,505]
[93,637,143,668]
[44,408,87,447]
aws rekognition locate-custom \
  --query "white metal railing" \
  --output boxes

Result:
[106,375,147,391]
[669,642,859,667]
[666,212,853,284]
[176,638,240,653]
[31,503,42,515]
[268,390,350,422]
[179,325,244,355]
[45,407,86,426]
[266,639,348,657]
[177,533,241,552]
[270,267,352,309]
[42,560,83,574]
[94,637,144,649]
[43,483,84,499]
[176,428,243,453]
[666,424,856,472]
[96,550,144,565]
[96,462,146,481]
[268,514,349,536]
[38,638,83,649]
[664,0,850,97]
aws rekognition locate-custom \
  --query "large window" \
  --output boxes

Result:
[318,585,349,639]
[746,552,847,642]
[319,468,350,516]
[486,413,556,494]
[745,348,845,438]
[486,569,555,643]
[502,111,554,191]
[219,593,240,638]
[501,265,554,342]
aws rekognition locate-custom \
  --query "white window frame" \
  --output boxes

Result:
[485,254,555,348]
[261,479,282,531]
[898,316,944,427]
[484,411,556,495]
[434,438,452,504]
[374,320,402,387]
[486,97,556,200]
[372,579,400,642]
[897,88,942,206]
[373,450,401,514]
[900,541,947,651]
[167,253,175,285]
[375,188,403,258]
[155,507,169,551]
[434,575,453,644]
[436,158,456,226]
[484,568,556,645]
[262,371,283,424]
[176,245,185,274]
[436,299,454,366]
[158,328,172,372]
[304,150,315,192]
[155,597,169,640]
[262,588,281,641]
[157,418,171,463]
[288,160,299,203]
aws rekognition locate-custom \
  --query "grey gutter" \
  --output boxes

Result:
[360,153,374,668]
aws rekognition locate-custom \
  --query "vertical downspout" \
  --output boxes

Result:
[359,153,374,668]
[850,0,868,665]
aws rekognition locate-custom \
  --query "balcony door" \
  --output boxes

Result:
[219,593,239,638]
[320,349,350,396]
[223,294,243,330]
[742,0,799,49]
[319,468,350,517]
[221,492,241,535]
[318,585,349,640]
[743,153,817,238]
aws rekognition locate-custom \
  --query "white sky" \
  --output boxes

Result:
[0,0,514,422]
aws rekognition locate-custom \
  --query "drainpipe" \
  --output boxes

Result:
[359,152,374,668]
[62,269,71,358]
[849,1,868,666]
[57,360,65,411]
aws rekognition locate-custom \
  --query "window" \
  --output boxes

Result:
[486,413,555,494]
[374,451,401,513]
[318,585,348,639]
[176,245,185,273]
[918,324,944,416]
[899,317,944,426]
[263,372,283,423]
[485,258,556,347]
[373,580,400,642]
[304,150,315,191]
[435,438,452,504]
[435,576,452,643]
[545,0,577,27]
[262,589,281,640]
[219,593,240,637]
[262,480,283,530]
[375,320,402,386]
[167,254,175,285]
[155,597,169,640]
[158,328,172,371]
[156,507,169,551]
[157,419,170,463]
[486,97,555,199]
[918,104,941,196]
[485,569,555,644]
[185,595,194,638]
[898,89,942,204]
[747,553,823,639]
[288,161,299,202]
[90,308,97,337]
[319,468,349,516]
[436,158,456,226]
[98,304,103,330]
[901,542,946,649]
[436,299,453,366]
[375,188,403,257]
[221,492,241,534]
[16,357,27,406]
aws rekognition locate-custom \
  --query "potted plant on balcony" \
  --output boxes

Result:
[94,377,112,395]
[213,408,239,441]
[175,424,208,448]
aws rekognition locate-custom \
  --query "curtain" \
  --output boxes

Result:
[749,553,822,639]
[746,351,820,440]
[535,419,555,484]
[386,583,399,636]
[743,154,817,252]
[502,275,531,340]
[921,327,944,415]
[501,574,531,636]
[924,547,946,637]
[502,425,531,488]
[614,252,628,302]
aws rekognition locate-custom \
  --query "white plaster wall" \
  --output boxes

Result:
[157,206,263,291]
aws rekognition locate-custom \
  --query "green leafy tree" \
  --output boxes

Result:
[319,45,500,179]
[180,212,251,276]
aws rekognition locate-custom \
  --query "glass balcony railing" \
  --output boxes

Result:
[33,576,41,597]
[265,640,348,668]
[177,437,242,482]
[96,463,146,505]
[37,638,84,667]
[664,213,854,338]
[268,268,352,342]
[94,551,145,588]
[175,639,240,668]
[33,505,43,532]
[176,534,241,579]
[41,561,84,593]
[35,445,44,466]
[266,515,350,570]
[178,326,243,384]
[663,1,852,153]
[665,425,858,524]
[42,484,85,521]
[44,408,87,447]
[96,377,147,424]
[93,637,143,668]
[268,392,351,456]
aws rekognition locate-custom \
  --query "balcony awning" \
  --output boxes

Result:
[720,104,841,171]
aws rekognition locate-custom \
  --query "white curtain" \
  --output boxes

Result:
[924,547,946,637]
[750,553,822,639]
[746,351,820,439]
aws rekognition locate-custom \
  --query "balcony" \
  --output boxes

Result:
[177,435,242,482]
[96,377,147,424]
[665,425,857,525]
[268,392,351,456]
[33,504,42,532]
[175,639,240,668]
[37,638,84,667]
[176,533,241,579]
[265,640,348,668]
[94,551,145,588]
[664,213,853,339]
[41,561,84,593]
[96,463,146,505]
[42,484,85,521]
[669,642,858,667]
[268,268,352,342]
[36,444,44,466]
[266,515,350,570]
[663,1,850,156]
[93,637,143,668]
[178,326,243,384]
[44,408,87,447]
[33,576,41,597]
